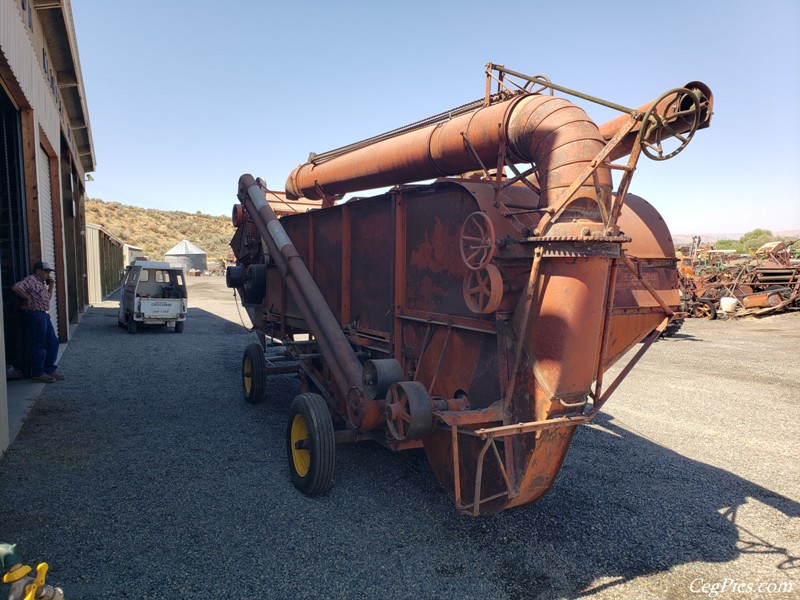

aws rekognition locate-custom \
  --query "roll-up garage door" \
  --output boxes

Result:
[37,145,58,333]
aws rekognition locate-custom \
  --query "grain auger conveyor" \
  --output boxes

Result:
[226,64,713,515]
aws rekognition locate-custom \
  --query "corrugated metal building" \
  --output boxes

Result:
[1,0,95,455]
[86,223,123,304]
[123,243,144,266]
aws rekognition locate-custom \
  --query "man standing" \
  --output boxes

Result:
[11,261,65,383]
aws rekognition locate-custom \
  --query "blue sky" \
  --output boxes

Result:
[72,0,800,236]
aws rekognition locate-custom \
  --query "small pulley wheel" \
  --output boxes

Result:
[232,203,246,227]
[385,381,434,441]
[640,87,702,161]
[243,264,268,305]
[460,211,496,271]
[362,359,404,401]
[226,265,246,289]
[463,264,503,314]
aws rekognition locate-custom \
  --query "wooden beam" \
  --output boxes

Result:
[22,110,41,266]
[32,0,63,9]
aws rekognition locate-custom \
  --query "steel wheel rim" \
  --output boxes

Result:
[291,414,311,477]
[385,385,409,441]
[243,356,253,394]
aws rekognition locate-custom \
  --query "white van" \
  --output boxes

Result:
[118,261,188,333]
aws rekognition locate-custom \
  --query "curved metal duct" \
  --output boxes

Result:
[285,94,613,211]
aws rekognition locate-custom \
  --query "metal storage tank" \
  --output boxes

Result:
[164,239,207,272]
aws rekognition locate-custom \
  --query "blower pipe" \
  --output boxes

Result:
[285,82,712,202]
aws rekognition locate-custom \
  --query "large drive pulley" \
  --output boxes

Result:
[460,211,496,271]
[385,381,435,441]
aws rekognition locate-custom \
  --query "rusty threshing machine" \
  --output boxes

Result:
[226,64,713,515]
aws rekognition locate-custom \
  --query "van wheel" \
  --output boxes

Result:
[127,317,137,334]
[242,343,266,404]
[175,321,185,333]
[286,393,335,495]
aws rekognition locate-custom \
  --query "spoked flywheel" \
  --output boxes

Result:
[460,211,496,271]
[640,87,703,161]
[463,264,503,314]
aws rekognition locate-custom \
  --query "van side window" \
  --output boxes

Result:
[155,271,165,283]
[139,270,150,282]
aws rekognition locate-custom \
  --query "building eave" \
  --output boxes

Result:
[34,0,95,173]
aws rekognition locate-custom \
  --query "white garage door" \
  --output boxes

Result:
[37,145,58,334]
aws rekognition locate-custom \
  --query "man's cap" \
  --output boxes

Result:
[33,261,54,272]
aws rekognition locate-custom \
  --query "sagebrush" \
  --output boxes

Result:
[85,198,234,261]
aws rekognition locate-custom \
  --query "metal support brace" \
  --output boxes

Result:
[504,247,544,411]
[536,117,639,235]
[471,433,512,517]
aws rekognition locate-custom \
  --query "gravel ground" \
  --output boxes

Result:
[1,277,798,599]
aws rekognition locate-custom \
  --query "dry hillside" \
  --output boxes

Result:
[85,199,234,261]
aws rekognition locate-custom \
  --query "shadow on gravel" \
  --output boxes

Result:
[491,413,800,598]
[659,331,703,342]
[1,303,797,599]
[325,410,800,599]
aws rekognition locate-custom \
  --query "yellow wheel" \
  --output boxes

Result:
[290,413,311,477]
[286,393,335,495]
[242,343,266,404]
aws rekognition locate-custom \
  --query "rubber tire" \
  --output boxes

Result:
[692,299,717,320]
[175,321,185,333]
[241,343,267,404]
[127,317,137,334]
[660,318,683,338]
[286,393,335,496]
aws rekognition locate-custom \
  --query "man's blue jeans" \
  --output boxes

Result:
[25,310,59,376]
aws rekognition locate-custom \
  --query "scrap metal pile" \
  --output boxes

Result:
[226,64,713,515]
[678,240,800,319]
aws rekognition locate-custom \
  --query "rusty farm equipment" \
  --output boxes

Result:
[226,64,713,515]
[677,240,800,318]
